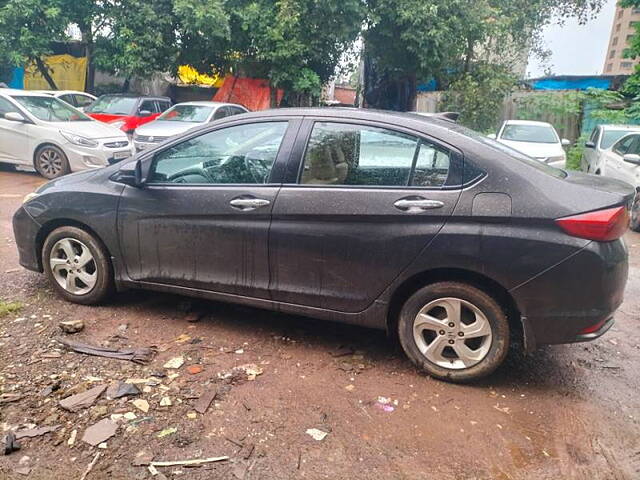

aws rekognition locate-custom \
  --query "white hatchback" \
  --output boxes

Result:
[490,120,570,168]
[0,89,134,179]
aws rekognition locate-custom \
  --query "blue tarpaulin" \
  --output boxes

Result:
[529,77,612,91]
[8,67,24,89]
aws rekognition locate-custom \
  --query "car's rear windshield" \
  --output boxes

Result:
[86,96,137,115]
[501,124,558,144]
[158,105,213,122]
[601,129,638,149]
[450,122,567,179]
[12,96,91,122]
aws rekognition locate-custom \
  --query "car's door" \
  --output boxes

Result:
[268,119,463,312]
[615,134,640,186]
[0,97,31,165]
[606,134,638,181]
[117,118,299,298]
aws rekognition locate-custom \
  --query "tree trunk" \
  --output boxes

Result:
[34,57,58,90]
[270,84,278,108]
[122,76,131,93]
[82,27,95,94]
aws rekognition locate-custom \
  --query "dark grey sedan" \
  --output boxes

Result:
[12,108,634,382]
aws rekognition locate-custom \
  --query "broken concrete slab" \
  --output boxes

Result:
[194,389,217,414]
[59,385,107,412]
[81,419,118,447]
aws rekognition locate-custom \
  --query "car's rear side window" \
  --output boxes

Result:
[299,122,450,188]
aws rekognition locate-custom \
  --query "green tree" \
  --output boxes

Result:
[363,0,607,114]
[0,0,70,89]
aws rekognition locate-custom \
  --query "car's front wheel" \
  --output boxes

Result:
[398,281,510,382]
[42,226,113,304]
[34,145,70,179]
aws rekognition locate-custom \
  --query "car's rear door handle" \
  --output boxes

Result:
[394,198,444,212]
[229,197,271,211]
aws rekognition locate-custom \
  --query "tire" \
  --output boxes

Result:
[42,226,113,305]
[34,145,70,179]
[631,192,640,232]
[398,281,510,383]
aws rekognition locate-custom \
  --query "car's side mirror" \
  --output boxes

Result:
[623,153,640,165]
[4,112,27,123]
[561,138,571,147]
[111,160,142,187]
[487,133,497,140]
[139,110,152,117]
[585,141,596,149]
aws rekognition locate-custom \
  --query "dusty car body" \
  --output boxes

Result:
[13,108,633,381]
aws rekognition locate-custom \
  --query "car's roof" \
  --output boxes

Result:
[98,93,171,99]
[0,89,53,98]
[598,124,640,130]
[34,90,95,96]
[503,119,553,127]
[171,101,244,108]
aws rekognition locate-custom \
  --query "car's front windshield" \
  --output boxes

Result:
[158,105,213,122]
[602,129,638,149]
[13,96,92,122]
[501,124,558,144]
[85,96,137,115]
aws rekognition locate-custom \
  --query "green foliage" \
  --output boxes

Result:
[0,0,69,85]
[566,133,587,171]
[440,64,516,131]
[0,300,23,317]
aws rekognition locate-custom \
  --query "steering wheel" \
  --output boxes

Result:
[167,166,212,183]
[244,154,270,183]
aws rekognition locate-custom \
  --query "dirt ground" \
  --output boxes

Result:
[0,167,639,480]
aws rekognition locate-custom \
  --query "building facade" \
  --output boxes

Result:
[603,5,640,75]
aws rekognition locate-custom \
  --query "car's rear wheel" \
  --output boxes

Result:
[42,226,113,305]
[398,281,509,382]
[34,145,70,179]
[631,191,640,232]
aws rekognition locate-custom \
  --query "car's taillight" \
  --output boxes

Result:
[555,206,629,242]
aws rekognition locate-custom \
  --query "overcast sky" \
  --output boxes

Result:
[526,0,617,78]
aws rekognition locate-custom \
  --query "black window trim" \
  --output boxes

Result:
[288,117,465,191]
[140,117,301,188]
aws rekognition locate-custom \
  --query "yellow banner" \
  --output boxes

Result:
[25,55,87,91]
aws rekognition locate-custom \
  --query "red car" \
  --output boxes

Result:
[85,94,172,134]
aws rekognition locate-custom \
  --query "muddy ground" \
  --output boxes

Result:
[0,168,639,480]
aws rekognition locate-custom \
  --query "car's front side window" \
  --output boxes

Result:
[300,122,450,187]
[148,121,288,185]
[0,97,20,117]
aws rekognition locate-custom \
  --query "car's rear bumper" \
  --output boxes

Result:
[511,238,628,349]
[12,205,42,272]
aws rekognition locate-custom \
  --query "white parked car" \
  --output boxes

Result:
[0,89,134,179]
[581,124,640,174]
[597,132,640,230]
[133,101,248,151]
[34,90,97,110]
[489,120,570,168]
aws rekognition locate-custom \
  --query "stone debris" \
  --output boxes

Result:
[305,428,328,441]
[106,381,141,400]
[194,389,217,414]
[59,385,107,412]
[59,319,84,334]
[81,419,118,447]
[15,425,60,439]
[132,399,150,413]
[163,356,185,369]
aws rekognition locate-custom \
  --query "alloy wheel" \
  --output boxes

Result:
[413,297,493,370]
[49,238,97,295]
[38,148,64,178]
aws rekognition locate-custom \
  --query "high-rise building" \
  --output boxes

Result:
[603,5,640,75]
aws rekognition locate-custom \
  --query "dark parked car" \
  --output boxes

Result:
[13,108,633,382]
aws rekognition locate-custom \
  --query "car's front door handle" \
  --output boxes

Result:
[229,197,271,210]
[394,198,444,212]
